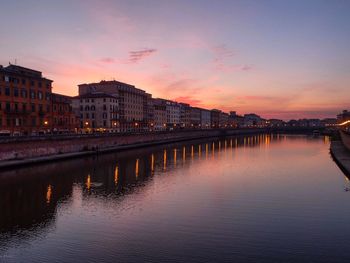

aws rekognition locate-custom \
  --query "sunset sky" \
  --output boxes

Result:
[1,0,349,119]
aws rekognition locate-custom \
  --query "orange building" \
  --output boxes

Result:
[51,93,78,133]
[0,64,52,135]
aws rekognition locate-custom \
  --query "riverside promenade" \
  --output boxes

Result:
[330,130,350,176]
[0,128,266,169]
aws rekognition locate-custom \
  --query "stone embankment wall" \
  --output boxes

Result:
[340,130,350,151]
[0,129,265,162]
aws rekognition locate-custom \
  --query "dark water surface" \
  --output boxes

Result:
[0,134,349,263]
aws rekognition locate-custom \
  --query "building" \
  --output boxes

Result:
[266,119,285,128]
[51,93,78,133]
[190,107,201,128]
[78,80,150,132]
[243,113,263,127]
[200,108,211,129]
[153,98,180,130]
[0,64,52,135]
[211,109,221,128]
[145,93,154,131]
[321,118,337,127]
[72,93,119,133]
[179,103,191,129]
[219,112,229,128]
[165,100,180,129]
[153,99,167,131]
[228,111,244,128]
[337,110,350,124]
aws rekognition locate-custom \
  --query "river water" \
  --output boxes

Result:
[0,134,349,263]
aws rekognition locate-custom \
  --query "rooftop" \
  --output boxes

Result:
[74,92,118,99]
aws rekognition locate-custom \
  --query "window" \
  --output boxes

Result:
[14,88,19,97]
[38,82,42,88]
[4,76,9,82]
[31,117,36,126]
[30,80,34,86]
[5,87,10,96]
[103,105,107,110]
[103,120,107,127]
[30,90,36,99]
[54,105,57,112]
[45,92,50,101]
[80,105,83,111]
[31,104,35,112]
[92,113,95,119]
[39,104,43,112]
[14,103,18,112]
[38,91,43,100]
[85,105,89,111]
[22,79,26,85]
[6,102,11,111]
[22,103,27,112]
[21,89,27,98]
[86,113,89,118]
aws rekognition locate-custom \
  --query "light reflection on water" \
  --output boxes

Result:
[0,134,349,263]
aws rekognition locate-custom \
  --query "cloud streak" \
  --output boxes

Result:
[128,48,157,63]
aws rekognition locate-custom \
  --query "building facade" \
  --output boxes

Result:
[179,103,191,129]
[153,99,167,131]
[51,93,78,133]
[200,109,211,129]
[190,107,201,128]
[72,93,119,133]
[211,109,221,128]
[78,81,150,132]
[0,64,52,135]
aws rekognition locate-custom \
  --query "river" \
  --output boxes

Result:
[0,134,349,263]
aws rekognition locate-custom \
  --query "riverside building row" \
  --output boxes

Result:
[0,64,336,136]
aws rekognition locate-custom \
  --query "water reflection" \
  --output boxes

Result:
[0,134,343,262]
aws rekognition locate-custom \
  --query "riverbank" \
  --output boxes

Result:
[330,140,350,177]
[0,128,266,169]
